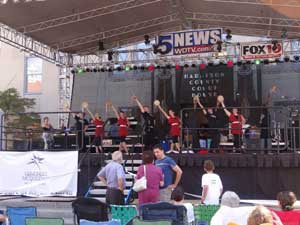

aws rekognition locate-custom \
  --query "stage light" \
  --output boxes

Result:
[156,65,161,69]
[263,59,269,64]
[77,68,84,74]
[199,63,206,70]
[246,60,252,65]
[284,56,290,62]
[125,65,131,71]
[237,61,242,66]
[225,29,232,41]
[272,40,278,51]
[140,66,145,70]
[227,60,234,68]
[184,64,189,68]
[133,65,138,70]
[117,66,122,71]
[166,64,172,69]
[255,59,261,65]
[93,68,97,73]
[191,63,196,68]
[144,35,151,45]
[107,51,113,61]
[71,69,76,74]
[108,67,113,72]
[294,56,300,61]
[86,68,90,72]
[100,68,105,72]
[175,64,181,70]
[148,65,155,71]
[216,41,222,52]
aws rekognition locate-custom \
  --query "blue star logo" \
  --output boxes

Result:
[27,154,44,170]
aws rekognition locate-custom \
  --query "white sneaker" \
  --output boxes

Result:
[166,150,173,154]
[181,150,188,154]
[173,150,180,154]
[188,150,194,154]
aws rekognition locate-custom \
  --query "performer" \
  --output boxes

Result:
[131,95,156,150]
[85,106,104,153]
[194,96,220,152]
[154,100,180,153]
[109,102,129,153]
[220,99,246,151]
[42,116,54,150]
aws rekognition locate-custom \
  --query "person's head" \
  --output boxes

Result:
[143,106,150,113]
[119,110,126,119]
[153,144,165,160]
[171,186,184,202]
[207,107,213,114]
[43,117,49,123]
[232,108,238,115]
[111,150,123,163]
[168,109,175,117]
[95,113,101,120]
[221,191,240,207]
[277,191,297,211]
[247,206,273,225]
[142,151,154,164]
[204,160,215,172]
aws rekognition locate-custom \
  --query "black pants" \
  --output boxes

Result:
[77,131,86,152]
[143,133,155,151]
[209,130,220,149]
[106,188,124,205]
[233,134,242,148]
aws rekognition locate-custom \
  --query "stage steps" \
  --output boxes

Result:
[87,158,142,203]
[0,197,75,225]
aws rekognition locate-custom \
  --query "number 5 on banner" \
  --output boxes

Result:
[156,35,172,55]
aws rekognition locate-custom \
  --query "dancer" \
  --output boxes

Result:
[220,98,246,152]
[109,101,129,153]
[154,100,180,153]
[85,106,104,153]
[194,96,220,152]
[42,116,54,150]
[131,95,155,150]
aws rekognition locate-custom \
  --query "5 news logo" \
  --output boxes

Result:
[155,28,222,55]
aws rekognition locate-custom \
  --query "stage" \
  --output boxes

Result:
[78,152,300,200]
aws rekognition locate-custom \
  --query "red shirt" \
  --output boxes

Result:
[94,118,104,137]
[168,117,181,137]
[229,114,243,135]
[270,209,300,225]
[118,117,128,137]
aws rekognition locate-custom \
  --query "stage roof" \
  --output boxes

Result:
[0,0,300,55]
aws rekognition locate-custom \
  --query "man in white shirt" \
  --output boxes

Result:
[201,160,223,205]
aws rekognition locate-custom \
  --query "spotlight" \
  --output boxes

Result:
[184,64,189,68]
[237,61,242,66]
[77,68,84,74]
[117,66,122,71]
[107,51,113,61]
[86,68,90,72]
[246,60,252,65]
[294,56,300,61]
[108,67,113,72]
[272,40,278,51]
[98,40,105,51]
[263,59,269,64]
[227,60,234,68]
[255,59,261,65]
[217,41,222,52]
[144,35,151,45]
[191,63,196,68]
[156,65,161,69]
[100,68,105,72]
[175,64,181,70]
[199,63,206,70]
[140,66,145,70]
[125,65,131,71]
[284,56,290,62]
[133,66,138,70]
[93,68,97,73]
[148,65,155,71]
[166,64,172,69]
[71,69,76,74]
[225,29,232,40]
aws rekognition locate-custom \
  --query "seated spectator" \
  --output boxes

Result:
[247,205,281,225]
[0,213,7,225]
[211,191,255,225]
[171,187,195,224]
[270,191,300,225]
[136,151,164,205]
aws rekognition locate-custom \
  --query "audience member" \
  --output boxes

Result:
[247,206,274,225]
[42,116,54,150]
[201,160,223,205]
[211,191,255,225]
[154,144,182,202]
[0,213,6,225]
[136,151,164,205]
[171,187,195,224]
[97,151,126,205]
[270,191,300,225]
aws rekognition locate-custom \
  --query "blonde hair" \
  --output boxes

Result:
[247,206,273,225]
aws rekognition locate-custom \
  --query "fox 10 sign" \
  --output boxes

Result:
[155,28,222,55]
[240,42,283,60]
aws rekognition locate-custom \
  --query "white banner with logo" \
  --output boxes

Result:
[0,151,78,197]
[240,42,283,60]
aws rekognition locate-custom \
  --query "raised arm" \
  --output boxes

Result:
[110,103,120,119]
[132,95,145,113]
[85,107,95,120]
[221,101,231,117]
[195,96,207,115]
[156,104,169,119]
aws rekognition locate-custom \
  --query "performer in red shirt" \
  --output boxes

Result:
[86,106,104,153]
[220,99,246,152]
[110,102,129,153]
[155,100,180,153]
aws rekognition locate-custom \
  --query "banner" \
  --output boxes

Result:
[240,42,283,60]
[179,65,234,105]
[156,28,222,55]
[0,151,78,197]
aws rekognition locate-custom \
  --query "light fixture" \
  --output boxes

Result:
[216,41,223,52]
[225,29,232,41]
[144,35,151,45]
[107,51,113,61]
[272,40,278,51]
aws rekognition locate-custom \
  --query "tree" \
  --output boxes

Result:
[0,88,39,150]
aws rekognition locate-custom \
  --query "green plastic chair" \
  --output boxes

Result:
[193,205,220,225]
[131,217,172,225]
[25,217,64,225]
[110,205,137,225]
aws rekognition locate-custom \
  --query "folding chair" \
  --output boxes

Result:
[193,205,220,225]
[72,197,109,225]
[25,217,64,225]
[110,205,137,225]
[80,219,121,225]
[7,207,37,225]
[130,217,172,225]
[139,202,187,225]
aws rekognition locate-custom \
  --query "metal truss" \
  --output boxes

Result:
[56,14,179,50]
[203,0,300,7]
[19,0,162,34]
[0,23,72,66]
[186,12,300,29]
[168,0,191,29]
